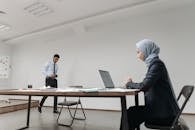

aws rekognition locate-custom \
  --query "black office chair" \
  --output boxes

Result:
[145,85,194,130]
[57,86,86,127]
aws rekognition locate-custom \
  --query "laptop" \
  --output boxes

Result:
[99,70,115,89]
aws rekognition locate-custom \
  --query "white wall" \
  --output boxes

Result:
[0,43,11,88]
[10,3,195,112]
[0,43,12,101]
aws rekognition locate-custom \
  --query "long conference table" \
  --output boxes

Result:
[0,88,140,130]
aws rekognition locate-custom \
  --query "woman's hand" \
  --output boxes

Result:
[124,76,133,89]
[127,76,133,83]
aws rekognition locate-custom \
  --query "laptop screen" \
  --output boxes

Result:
[99,70,115,88]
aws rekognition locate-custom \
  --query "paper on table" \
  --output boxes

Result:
[56,88,80,92]
[104,88,138,92]
[79,88,102,93]
[15,88,40,91]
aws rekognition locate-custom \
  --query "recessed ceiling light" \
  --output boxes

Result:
[0,24,6,29]
[24,2,53,17]
[0,23,11,31]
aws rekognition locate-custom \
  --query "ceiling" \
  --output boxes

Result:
[0,0,194,43]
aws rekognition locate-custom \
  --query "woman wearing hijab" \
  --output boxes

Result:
[124,39,179,130]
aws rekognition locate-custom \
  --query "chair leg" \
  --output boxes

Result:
[57,103,86,127]
[80,102,86,120]
[57,105,75,127]
[57,105,64,122]
[68,105,76,119]
[68,103,86,120]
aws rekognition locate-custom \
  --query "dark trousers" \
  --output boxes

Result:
[120,106,175,130]
[39,77,58,111]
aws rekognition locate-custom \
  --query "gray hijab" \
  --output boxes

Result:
[136,39,160,67]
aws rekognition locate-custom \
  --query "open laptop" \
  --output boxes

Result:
[99,70,115,89]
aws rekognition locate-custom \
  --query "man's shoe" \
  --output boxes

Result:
[53,110,59,113]
[38,105,42,113]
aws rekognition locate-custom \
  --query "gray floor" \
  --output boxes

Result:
[0,107,194,130]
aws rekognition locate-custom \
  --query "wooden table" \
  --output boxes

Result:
[0,88,140,130]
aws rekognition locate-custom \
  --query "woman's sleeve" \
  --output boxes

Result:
[126,62,163,91]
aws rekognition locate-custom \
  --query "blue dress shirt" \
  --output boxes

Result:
[42,61,58,77]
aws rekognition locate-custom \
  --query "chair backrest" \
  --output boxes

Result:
[68,85,83,89]
[171,85,194,127]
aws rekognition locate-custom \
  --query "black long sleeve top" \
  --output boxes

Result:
[126,57,179,119]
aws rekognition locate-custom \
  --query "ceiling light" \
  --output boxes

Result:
[0,23,11,31]
[24,2,53,17]
[0,24,6,29]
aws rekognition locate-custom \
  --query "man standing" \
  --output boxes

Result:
[38,54,60,113]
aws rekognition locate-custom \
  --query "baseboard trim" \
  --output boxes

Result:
[182,113,195,115]
[43,106,195,114]
[44,105,120,112]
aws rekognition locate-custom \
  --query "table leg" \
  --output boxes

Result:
[17,95,31,130]
[120,96,129,130]
[135,94,140,130]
